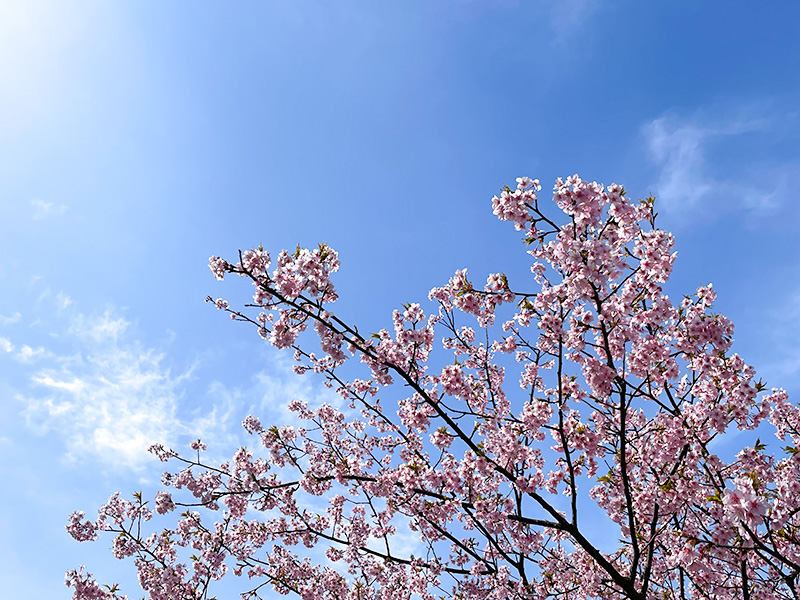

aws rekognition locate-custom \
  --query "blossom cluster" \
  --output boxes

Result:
[68,177,800,600]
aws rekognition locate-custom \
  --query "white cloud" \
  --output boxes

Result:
[10,274,347,474]
[56,292,73,310]
[19,310,197,470]
[15,345,46,362]
[642,102,798,220]
[754,288,800,388]
[196,359,343,455]
[30,199,68,220]
[0,337,14,353]
[14,305,336,471]
[35,287,73,311]
[253,367,341,420]
[69,310,128,343]
[643,118,717,210]
[0,312,21,325]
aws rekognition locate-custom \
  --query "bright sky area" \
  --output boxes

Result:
[1,1,799,597]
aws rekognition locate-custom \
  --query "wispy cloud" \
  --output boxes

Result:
[643,118,719,210]
[753,287,800,389]
[0,312,21,325]
[642,101,799,221]
[8,298,221,471]
[197,359,343,453]
[6,265,345,472]
[13,301,335,471]
[15,345,47,363]
[69,310,128,343]
[35,288,72,310]
[30,199,68,220]
[20,314,194,469]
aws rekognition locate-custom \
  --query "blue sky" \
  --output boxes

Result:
[1,1,799,597]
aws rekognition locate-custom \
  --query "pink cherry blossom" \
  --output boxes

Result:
[69,176,800,600]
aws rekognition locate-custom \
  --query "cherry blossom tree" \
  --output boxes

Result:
[67,176,800,600]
